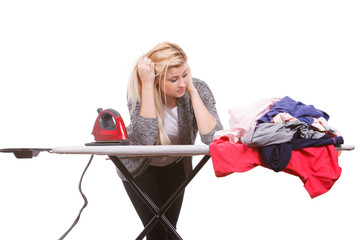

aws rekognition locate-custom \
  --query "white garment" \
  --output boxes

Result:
[214,98,281,143]
[163,105,181,145]
[150,105,182,167]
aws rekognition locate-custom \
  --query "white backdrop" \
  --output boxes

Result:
[1,1,359,239]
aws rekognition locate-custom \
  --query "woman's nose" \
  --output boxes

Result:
[179,78,186,87]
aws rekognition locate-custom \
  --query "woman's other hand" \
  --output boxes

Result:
[185,70,196,95]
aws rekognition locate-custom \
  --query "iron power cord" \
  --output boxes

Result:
[59,154,94,240]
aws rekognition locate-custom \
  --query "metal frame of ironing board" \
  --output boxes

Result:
[51,144,355,240]
[52,145,212,240]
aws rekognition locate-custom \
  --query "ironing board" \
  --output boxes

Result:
[1,144,355,240]
[50,144,354,240]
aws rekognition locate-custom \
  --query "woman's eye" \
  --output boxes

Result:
[171,78,178,82]
[183,73,188,78]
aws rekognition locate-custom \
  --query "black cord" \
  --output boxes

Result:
[59,154,94,240]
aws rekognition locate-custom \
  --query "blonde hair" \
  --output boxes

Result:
[127,42,188,145]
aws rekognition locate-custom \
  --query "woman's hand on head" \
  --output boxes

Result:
[137,56,155,88]
[137,56,157,118]
[185,73,196,95]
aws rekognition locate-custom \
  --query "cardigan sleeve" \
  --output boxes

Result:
[193,78,223,144]
[127,100,159,145]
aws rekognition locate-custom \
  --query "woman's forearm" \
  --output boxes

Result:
[188,88,217,135]
[140,85,157,119]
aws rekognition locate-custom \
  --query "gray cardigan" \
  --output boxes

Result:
[117,78,223,181]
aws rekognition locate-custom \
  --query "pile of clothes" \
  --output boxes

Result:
[210,96,344,198]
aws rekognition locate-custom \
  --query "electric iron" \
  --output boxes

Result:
[85,108,130,146]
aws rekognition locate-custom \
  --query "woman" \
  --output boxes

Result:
[119,42,223,239]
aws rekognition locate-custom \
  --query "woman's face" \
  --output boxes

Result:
[160,63,190,100]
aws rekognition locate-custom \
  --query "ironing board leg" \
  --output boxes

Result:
[139,155,211,239]
[109,155,211,240]
[157,154,211,226]
[137,212,180,240]
[109,156,163,234]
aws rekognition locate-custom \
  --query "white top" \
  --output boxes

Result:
[163,105,181,145]
[150,105,182,167]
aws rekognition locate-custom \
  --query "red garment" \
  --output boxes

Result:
[209,139,342,198]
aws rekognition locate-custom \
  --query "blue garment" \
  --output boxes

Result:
[258,96,330,125]
[290,135,344,150]
[259,135,343,172]
[259,143,292,172]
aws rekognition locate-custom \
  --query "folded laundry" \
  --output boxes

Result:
[209,139,342,198]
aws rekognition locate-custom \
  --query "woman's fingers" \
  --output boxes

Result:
[138,55,145,65]
[138,56,154,69]
[138,56,151,65]
[137,56,155,86]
